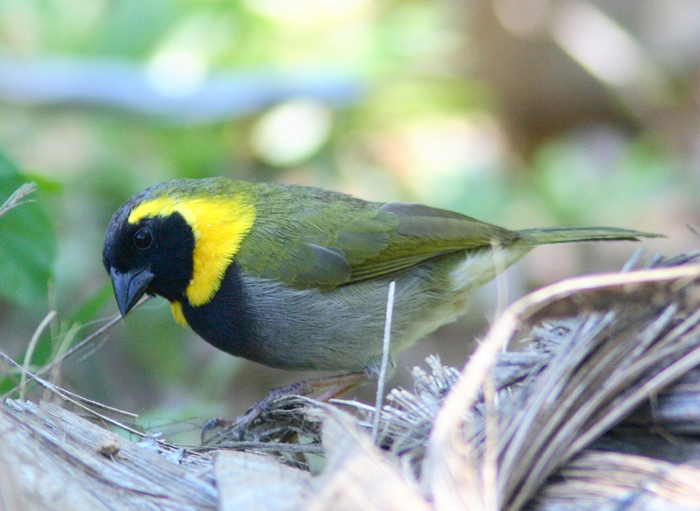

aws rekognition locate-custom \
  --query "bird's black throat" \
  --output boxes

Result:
[180,261,258,360]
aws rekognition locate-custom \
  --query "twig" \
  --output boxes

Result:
[48,322,80,390]
[4,313,123,400]
[34,313,122,378]
[20,311,56,401]
[198,441,325,455]
[330,399,376,412]
[373,281,395,443]
[0,182,36,220]
[35,294,152,380]
[1,351,143,434]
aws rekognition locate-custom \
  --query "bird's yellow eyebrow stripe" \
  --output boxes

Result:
[128,194,256,307]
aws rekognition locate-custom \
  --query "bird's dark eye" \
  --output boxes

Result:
[134,227,153,249]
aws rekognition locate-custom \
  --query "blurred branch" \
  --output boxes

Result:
[0,57,364,124]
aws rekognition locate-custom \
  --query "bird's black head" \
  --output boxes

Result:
[103,198,195,317]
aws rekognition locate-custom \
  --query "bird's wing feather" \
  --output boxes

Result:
[237,188,518,290]
[346,202,519,282]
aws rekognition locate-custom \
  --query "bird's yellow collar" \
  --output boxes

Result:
[128,194,256,307]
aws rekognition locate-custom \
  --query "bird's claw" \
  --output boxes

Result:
[200,392,283,443]
[234,390,288,440]
[200,417,234,444]
[200,376,361,444]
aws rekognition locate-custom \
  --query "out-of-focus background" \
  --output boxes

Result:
[0,0,698,441]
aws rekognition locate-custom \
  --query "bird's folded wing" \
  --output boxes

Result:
[238,200,518,290]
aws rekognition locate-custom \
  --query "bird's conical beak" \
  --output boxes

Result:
[109,266,154,317]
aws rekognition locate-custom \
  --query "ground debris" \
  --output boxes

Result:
[5,253,700,510]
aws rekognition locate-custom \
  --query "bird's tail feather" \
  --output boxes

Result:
[518,227,662,246]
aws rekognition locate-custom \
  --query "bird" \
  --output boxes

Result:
[102,177,658,430]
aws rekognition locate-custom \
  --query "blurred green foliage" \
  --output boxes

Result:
[0,154,55,305]
[532,136,680,225]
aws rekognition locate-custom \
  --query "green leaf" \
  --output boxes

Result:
[0,153,56,305]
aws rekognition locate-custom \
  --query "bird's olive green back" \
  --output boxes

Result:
[238,182,519,290]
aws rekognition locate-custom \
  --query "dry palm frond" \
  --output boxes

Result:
[424,253,700,511]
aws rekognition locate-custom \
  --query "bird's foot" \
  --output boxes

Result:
[201,371,369,444]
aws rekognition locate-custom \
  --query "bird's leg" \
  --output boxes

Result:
[201,371,369,443]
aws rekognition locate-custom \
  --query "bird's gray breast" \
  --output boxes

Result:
[240,266,449,372]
